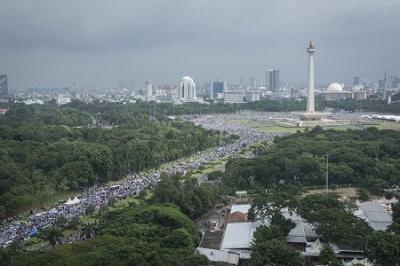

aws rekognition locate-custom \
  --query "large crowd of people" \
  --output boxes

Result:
[0,113,285,247]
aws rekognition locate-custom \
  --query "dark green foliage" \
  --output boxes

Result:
[249,191,298,222]
[224,127,400,192]
[249,192,302,266]
[250,239,304,266]
[152,174,220,219]
[8,205,208,266]
[0,103,227,217]
[357,188,370,201]
[319,244,343,266]
[393,202,400,221]
[38,227,64,249]
[299,193,372,248]
[365,231,400,266]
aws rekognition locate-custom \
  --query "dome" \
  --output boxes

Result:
[181,76,194,82]
[327,83,343,92]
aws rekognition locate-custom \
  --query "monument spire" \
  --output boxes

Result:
[306,40,316,114]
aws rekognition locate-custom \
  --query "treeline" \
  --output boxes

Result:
[323,99,400,113]
[66,99,311,121]
[0,104,229,218]
[224,127,400,192]
[2,204,210,266]
[0,103,91,127]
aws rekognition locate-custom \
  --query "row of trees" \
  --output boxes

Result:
[223,127,400,193]
[1,204,210,266]
[0,104,229,218]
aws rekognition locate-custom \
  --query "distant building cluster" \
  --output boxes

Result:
[4,41,400,107]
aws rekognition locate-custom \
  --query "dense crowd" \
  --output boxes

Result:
[0,113,284,246]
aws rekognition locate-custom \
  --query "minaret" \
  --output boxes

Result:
[306,40,316,113]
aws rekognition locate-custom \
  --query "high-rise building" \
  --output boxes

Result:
[378,80,385,89]
[211,81,226,99]
[353,76,360,86]
[0,75,8,98]
[248,77,256,90]
[145,80,153,99]
[179,76,196,100]
[268,69,280,91]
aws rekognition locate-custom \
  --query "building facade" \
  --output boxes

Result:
[211,81,225,99]
[0,75,8,98]
[145,80,153,99]
[268,69,279,92]
[179,76,196,100]
[224,91,245,104]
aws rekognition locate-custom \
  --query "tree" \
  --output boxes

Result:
[357,188,370,202]
[68,215,80,229]
[40,226,64,249]
[107,197,117,207]
[392,202,400,221]
[250,239,304,266]
[365,231,400,266]
[85,204,96,215]
[55,215,68,228]
[249,191,297,222]
[319,243,343,266]
[82,223,98,239]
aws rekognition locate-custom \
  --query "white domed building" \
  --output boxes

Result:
[179,76,196,100]
[320,82,352,101]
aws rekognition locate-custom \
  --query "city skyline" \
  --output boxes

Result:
[0,0,399,90]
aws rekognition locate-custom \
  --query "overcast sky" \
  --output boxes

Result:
[0,0,399,90]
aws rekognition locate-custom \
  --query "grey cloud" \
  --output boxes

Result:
[0,0,399,90]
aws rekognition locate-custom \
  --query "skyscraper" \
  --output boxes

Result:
[353,76,360,86]
[145,80,153,99]
[0,75,8,98]
[268,69,279,92]
[211,81,225,99]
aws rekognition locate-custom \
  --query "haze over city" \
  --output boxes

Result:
[1,1,400,266]
[0,0,399,90]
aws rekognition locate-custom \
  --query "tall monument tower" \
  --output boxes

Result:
[306,40,316,113]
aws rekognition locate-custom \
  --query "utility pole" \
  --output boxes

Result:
[325,154,329,192]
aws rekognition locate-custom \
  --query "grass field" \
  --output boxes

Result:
[229,118,304,133]
[230,118,400,134]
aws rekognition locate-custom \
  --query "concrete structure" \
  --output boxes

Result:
[320,83,352,101]
[224,91,245,104]
[245,90,261,102]
[268,69,280,92]
[306,41,316,114]
[353,76,360,86]
[299,41,326,121]
[179,76,196,100]
[352,91,367,100]
[57,95,71,105]
[195,247,240,265]
[354,201,393,231]
[211,81,225,99]
[0,75,8,99]
[220,204,318,259]
[144,80,153,100]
